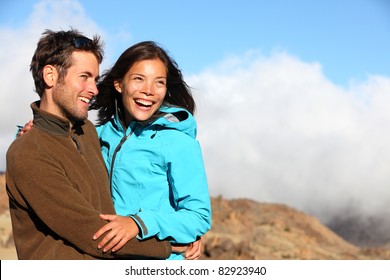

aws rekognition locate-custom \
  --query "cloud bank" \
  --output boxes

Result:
[188,51,390,223]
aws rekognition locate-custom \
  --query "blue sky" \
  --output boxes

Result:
[1,0,388,83]
[1,0,390,223]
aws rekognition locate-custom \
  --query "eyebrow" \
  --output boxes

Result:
[130,73,167,79]
[80,70,100,81]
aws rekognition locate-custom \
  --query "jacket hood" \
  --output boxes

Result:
[153,106,197,138]
[112,105,197,139]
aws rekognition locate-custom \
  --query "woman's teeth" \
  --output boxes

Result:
[135,99,152,107]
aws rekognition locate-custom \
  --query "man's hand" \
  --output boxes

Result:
[171,238,202,260]
[93,214,139,253]
[184,238,202,260]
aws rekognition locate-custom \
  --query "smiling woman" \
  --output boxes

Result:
[91,41,211,260]
[114,59,168,125]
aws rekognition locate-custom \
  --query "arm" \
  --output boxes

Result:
[7,135,170,259]
[133,137,212,243]
[94,214,202,258]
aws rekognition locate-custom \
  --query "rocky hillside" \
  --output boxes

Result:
[202,197,390,259]
[1,174,389,259]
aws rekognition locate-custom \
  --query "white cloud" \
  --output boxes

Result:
[188,51,390,223]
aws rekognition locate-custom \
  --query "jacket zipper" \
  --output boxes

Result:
[70,135,82,154]
[109,131,133,192]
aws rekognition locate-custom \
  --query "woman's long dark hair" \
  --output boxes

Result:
[91,41,195,125]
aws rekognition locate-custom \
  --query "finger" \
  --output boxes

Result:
[186,244,201,260]
[186,251,200,260]
[93,223,112,240]
[23,120,33,131]
[111,238,128,253]
[99,213,116,221]
[171,245,188,253]
[102,234,122,252]
[98,229,117,250]
[186,251,199,260]
[185,244,196,257]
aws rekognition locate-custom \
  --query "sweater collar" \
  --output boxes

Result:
[31,101,84,136]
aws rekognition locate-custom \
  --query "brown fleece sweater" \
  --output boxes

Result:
[6,102,171,259]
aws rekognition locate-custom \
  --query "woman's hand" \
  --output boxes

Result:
[17,120,33,136]
[93,214,140,253]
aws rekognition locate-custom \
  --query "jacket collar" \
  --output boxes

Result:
[31,101,84,136]
[113,103,165,133]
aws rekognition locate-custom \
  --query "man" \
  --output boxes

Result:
[6,29,174,259]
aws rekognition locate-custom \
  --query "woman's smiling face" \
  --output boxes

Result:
[114,58,167,125]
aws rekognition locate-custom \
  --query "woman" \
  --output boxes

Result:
[91,41,211,260]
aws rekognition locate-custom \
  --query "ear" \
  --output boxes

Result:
[114,80,122,93]
[43,65,58,87]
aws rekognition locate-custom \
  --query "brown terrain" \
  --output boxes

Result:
[1,173,389,260]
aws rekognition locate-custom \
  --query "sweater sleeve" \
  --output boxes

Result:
[6,129,171,259]
[133,137,212,243]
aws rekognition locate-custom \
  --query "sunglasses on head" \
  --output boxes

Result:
[44,36,92,65]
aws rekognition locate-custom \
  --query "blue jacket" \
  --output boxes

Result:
[96,106,211,259]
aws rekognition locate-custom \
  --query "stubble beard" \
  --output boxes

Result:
[52,83,88,125]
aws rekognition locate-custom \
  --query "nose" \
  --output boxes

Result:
[89,81,99,96]
[140,80,153,95]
